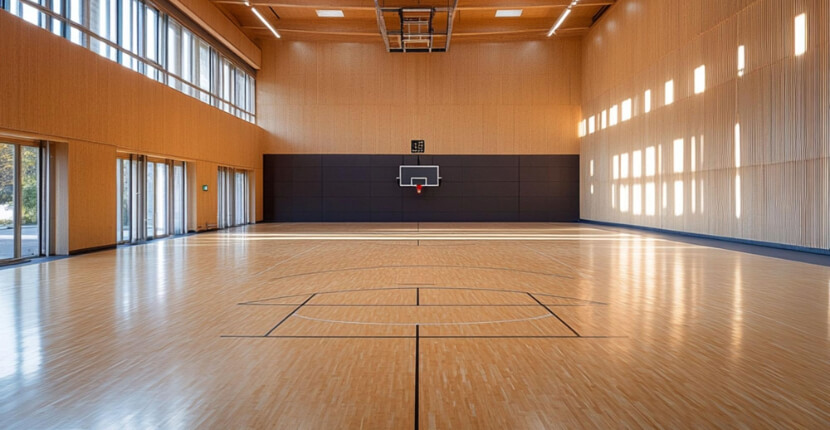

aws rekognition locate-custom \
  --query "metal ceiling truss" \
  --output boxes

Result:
[372,0,459,53]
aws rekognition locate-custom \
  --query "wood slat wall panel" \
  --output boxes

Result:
[68,143,118,251]
[580,0,830,250]
[259,40,582,155]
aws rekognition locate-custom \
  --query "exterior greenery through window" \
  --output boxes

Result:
[2,0,256,122]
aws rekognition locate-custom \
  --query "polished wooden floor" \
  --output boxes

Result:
[1,223,828,428]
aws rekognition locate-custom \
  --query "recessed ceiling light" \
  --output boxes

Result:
[495,9,522,17]
[316,10,344,17]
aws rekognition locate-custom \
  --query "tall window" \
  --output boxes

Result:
[3,0,256,122]
[167,21,182,90]
[182,29,194,93]
[197,40,212,103]
[144,6,161,80]
[89,0,117,60]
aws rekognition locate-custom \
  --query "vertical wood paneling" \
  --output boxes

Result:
[195,161,219,230]
[259,40,582,155]
[580,0,830,250]
[68,143,117,251]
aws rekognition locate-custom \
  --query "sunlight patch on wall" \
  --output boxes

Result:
[620,184,629,213]
[645,146,656,177]
[621,99,632,121]
[737,45,746,77]
[735,175,742,218]
[645,182,656,216]
[620,153,629,179]
[694,65,706,94]
[665,80,674,105]
[632,150,642,178]
[734,123,741,168]
[673,139,684,173]
[674,181,684,216]
[633,184,642,215]
[795,13,807,56]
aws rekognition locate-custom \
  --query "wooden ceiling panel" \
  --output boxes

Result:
[212,0,615,45]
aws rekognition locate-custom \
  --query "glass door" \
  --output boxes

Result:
[116,157,132,243]
[217,166,250,229]
[172,162,186,235]
[20,146,40,257]
[234,170,248,226]
[154,161,168,238]
[146,161,155,239]
[217,166,227,229]
[0,143,15,260]
[0,141,43,262]
[117,155,188,243]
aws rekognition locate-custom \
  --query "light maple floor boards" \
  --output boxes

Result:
[1,223,829,428]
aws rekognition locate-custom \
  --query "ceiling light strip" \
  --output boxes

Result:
[547,0,579,37]
[252,7,281,39]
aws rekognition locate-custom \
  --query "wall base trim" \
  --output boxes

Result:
[580,219,830,257]
[69,244,117,255]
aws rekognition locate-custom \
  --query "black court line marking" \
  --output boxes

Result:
[263,294,315,337]
[422,335,625,339]
[220,335,627,339]
[241,285,600,306]
[415,324,420,430]
[528,292,581,337]
[532,292,608,305]
[221,335,413,339]
[416,288,420,306]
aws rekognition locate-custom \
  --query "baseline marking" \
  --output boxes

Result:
[414,324,420,430]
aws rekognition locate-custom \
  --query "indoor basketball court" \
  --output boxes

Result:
[1,0,829,428]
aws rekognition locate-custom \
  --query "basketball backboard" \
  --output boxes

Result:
[398,165,440,187]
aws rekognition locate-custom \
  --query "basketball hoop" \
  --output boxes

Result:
[416,184,423,194]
